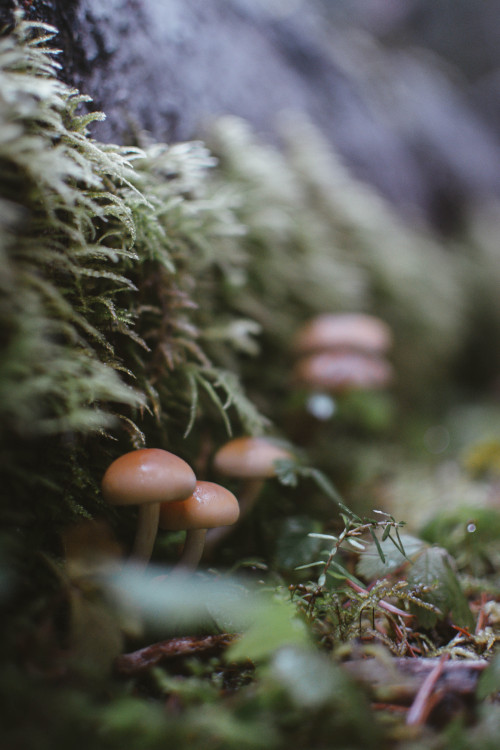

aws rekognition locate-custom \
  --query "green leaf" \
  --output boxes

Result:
[326,560,365,587]
[407,546,474,630]
[356,533,424,580]
[227,594,310,663]
[273,457,300,488]
[477,651,500,700]
[269,645,348,708]
[381,524,391,542]
[266,645,380,745]
[273,515,323,571]
[369,527,386,563]
[107,565,251,632]
[106,565,309,661]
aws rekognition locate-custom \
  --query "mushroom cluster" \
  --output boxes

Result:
[101,448,239,571]
[291,313,394,419]
[101,448,197,566]
[99,316,394,570]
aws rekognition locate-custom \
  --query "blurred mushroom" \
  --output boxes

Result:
[291,313,394,430]
[204,436,294,553]
[214,435,293,511]
[292,350,394,393]
[62,519,123,578]
[101,448,197,566]
[292,313,393,356]
[159,480,239,570]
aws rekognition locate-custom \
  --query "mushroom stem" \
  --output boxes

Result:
[175,528,207,571]
[204,478,265,556]
[239,478,266,514]
[132,502,160,564]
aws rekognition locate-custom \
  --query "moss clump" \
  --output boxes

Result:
[0,17,268,540]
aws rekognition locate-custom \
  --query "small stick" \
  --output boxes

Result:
[406,653,449,726]
[475,592,488,635]
[343,656,489,704]
[371,703,409,714]
[115,633,238,676]
[395,657,488,678]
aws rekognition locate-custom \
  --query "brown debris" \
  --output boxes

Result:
[343,655,488,707]
[406,653,449,726]
[115,633,239,676]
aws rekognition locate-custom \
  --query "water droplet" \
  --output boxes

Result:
[424,425,450,454]
[306,393,336,420]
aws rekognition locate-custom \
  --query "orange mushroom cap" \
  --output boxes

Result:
[293,313,392,356]
[293,350,394,393]
[213,436,292,479]
[159,481,240,531]
[101,448,196,507]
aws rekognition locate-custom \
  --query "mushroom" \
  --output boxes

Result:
[204,436,293,553]
[292,350,394,393]
[292,313,393,357]
[101,448,197,565]
[62,519,123,578]
[159,480,240,570]
[290,314,394,427]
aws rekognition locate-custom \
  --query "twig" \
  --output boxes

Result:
[475,592,488,635]
[395,656,489,679]
[343,655,489,705]
[371,702,408,714]
[115,633,238,676]
[406,653,449,725]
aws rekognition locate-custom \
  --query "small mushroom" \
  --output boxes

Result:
[62,519,123,578]
[101,448,197,565]
[292,313,393,356]
[290,314,394,433]
[159,480,239,570]
[205,436,293,553]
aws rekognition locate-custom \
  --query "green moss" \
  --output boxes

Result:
[0,18,268,535]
